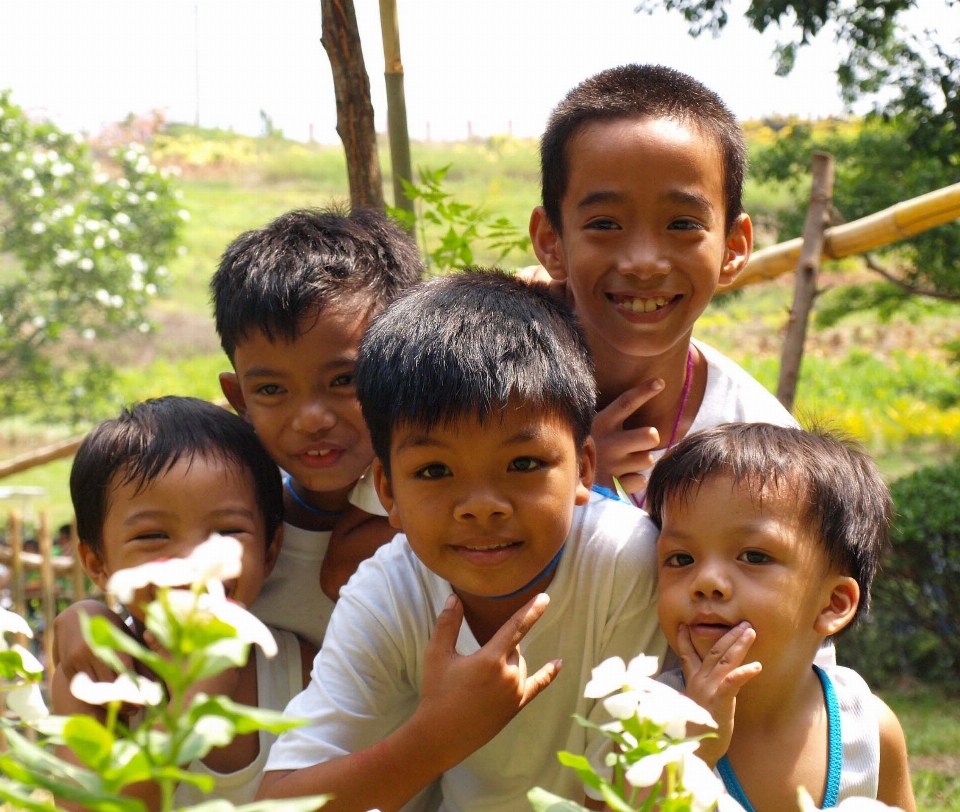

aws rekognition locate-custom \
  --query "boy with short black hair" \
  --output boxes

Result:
[258,270,666,812]
[646,423,915,811]
[213,208,424,631]
[529,64,796,505]
[56,396,313,808]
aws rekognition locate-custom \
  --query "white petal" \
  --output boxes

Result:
[188,535,243,582]
[717,795,750,812]
[796,788,819,812]
[682,753,724,812]
[107,558,196,602]
[70,672,159,706]
[12,644,43,674]
[0,606,33,638]
[624,653,660,683]
[8,682,49,721]
[625,751,669,787]
[584,656,626,698]
[603,689,642,720]
[211,601,277,657]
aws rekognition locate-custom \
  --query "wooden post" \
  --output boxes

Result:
[777,152,835,411]
[38,513,56,688]
[321,0,385,211]
[9,512,26,647]
[378,0,414,226]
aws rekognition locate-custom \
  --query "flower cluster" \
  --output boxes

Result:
[0,605,48,722]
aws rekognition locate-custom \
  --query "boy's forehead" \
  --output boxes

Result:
[391,405,578,449]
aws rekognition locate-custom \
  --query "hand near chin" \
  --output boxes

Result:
[416,593,561,763]
[592,380,664,494]
[676,621,761,767]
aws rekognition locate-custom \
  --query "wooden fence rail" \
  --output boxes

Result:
[1,512,95,688]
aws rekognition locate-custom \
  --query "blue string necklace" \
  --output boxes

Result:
[283,474,347,518]
[487,543,565,600]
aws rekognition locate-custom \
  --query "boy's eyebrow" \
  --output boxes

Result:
[394,426,547,453]
[120,506,259,526]
[241,355,356,380]
[576,188,716,214]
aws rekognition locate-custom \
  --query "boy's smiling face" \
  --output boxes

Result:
[82,455,280,623]
[220,297,375,515]
[532,116,752,363]
[374,405,595,605]
[656,475,858,676]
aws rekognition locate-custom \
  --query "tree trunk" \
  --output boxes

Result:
[321,0,385,210]
[777,151,834,412]
[378,0,414,227]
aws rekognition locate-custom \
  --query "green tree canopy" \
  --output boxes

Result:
[0,91,184,423]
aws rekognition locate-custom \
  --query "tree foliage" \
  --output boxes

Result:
[0,91,185,423]
[636,0,960,313]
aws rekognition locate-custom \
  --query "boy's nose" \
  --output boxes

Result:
[619,234,669,280]
[292,399,337,434]
[453,487,513,524]
[690,562,731,601]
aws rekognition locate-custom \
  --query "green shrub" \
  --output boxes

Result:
[840,456,960,690]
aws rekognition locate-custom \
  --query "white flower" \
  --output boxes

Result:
[585,653,659,698]
[70,672,164,707]
[626,740,699,787]
[21,167,35,181]
[79,257,94,271]
[165,585,277,657]
[93,235,106,249]
[0,606,33,642]
[8,682,49,722]
[107,535,243,603]
[114,212,131,226]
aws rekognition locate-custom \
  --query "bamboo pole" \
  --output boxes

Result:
[726,181,960,291]
[0,434,84,480]
[8,513,25,648]
[777,153,834,411]
[379,0,414,225]
[38,513,56,689]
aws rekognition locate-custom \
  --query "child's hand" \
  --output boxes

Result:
[676,621,761,767]
[54,600,135,683]
[592,379,665,493]
[417,593,561,762]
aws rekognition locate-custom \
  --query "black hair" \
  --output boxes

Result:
[645,423,892,622]
[356,269,596,476]
[70,396,283,559]
[541,64,746,234]
[211,208,424,360]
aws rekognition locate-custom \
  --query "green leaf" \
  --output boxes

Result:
[63,715,115,771]
[556,751,603,792]
[527,786,591,812]
[101,739,153,789]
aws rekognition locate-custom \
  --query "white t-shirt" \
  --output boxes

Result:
[265,492,667,812]
[169,627,303,806]
[251,473,387,650]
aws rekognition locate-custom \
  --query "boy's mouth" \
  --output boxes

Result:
[608,293,678,313]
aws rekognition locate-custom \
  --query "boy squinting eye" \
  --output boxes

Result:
[507,457,544,472]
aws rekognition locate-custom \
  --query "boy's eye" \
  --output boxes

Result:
[585,218,620,231]
[255,383,283,396]
[668,218,703,231]
[508,457,543,472]
[331,373,354,387]
[663,551,694,568]
[131,532,168,543]
[416,463,451,480]
[739,550,772,565]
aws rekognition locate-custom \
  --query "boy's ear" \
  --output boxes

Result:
[814,574,860,636]
[575,437,597,506]
[372,458,403,531]
[717,213,753,289]
[77,543,111,592]
[529,206,568,283]
[263,524,284,578]
[219,371,248,419]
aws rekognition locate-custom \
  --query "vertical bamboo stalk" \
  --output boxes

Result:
[70,521,86,602]
[9,512,25,647]
[378,0,414,226]
[777,152,835,411]
[38,512,56,689]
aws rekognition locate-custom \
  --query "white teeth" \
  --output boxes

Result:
[306,449,332,457]
[471,543,512,551]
